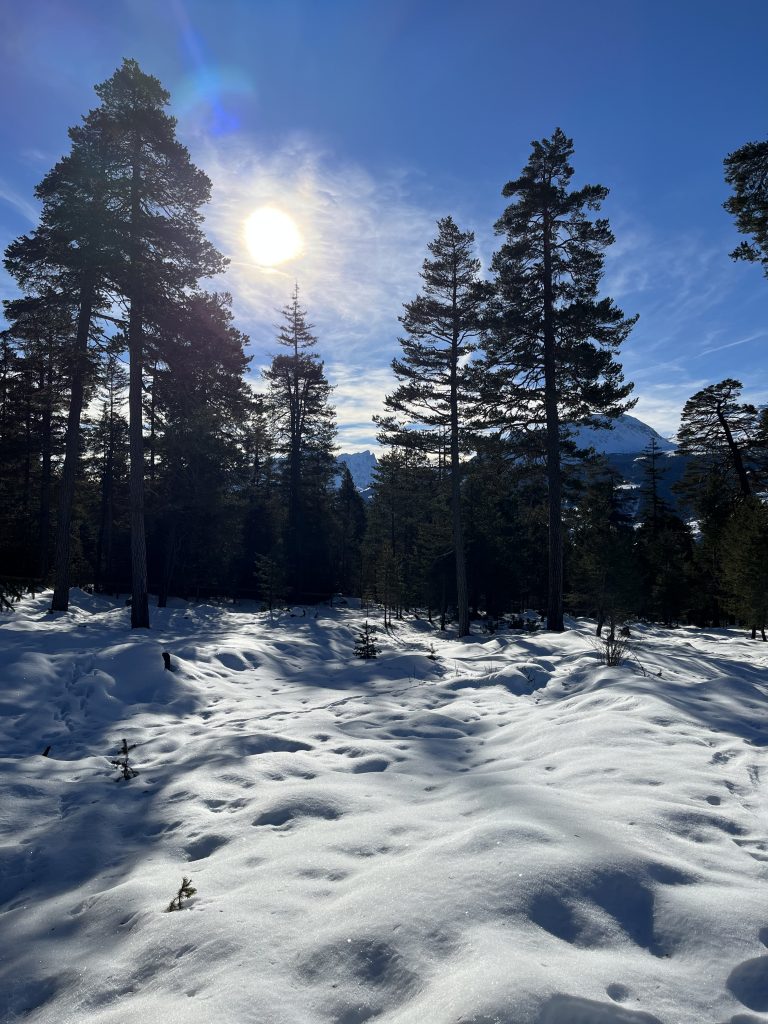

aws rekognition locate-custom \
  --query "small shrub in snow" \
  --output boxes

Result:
[111,738,138,780]
[166,877,197,912]
[600,634,630,667]
[354,621,379,659]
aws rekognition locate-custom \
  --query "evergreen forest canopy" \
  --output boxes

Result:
[2,60,767,637]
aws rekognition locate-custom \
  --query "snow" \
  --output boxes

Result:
[569,415,676,455]
[1,592,768,1024]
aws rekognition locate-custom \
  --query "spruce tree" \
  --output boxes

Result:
[376,217,484,637]
[263,285,336,599]
[724,136,768,277]
[486,128,636,631]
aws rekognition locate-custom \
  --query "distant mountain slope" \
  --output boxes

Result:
[569,413,676,454]
[335,450,378,491]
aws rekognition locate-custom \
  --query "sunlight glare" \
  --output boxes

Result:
[245,206,303,267]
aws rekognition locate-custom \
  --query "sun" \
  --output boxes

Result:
[244,206,303,267]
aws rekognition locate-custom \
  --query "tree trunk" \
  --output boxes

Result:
[51,284,94,612]
[450,280,469,638]
[128,141,150,628]
[542,208,565,631]
[128,301,149,628]
[38,351,53,580]
[717,405,751,496]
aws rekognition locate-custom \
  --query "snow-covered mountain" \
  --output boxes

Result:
[336,450,378,490]
[569,413,676,454]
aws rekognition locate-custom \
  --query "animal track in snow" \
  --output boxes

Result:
[351,757,390,773]
[727,955,768,1011]
[536,994,662,1023]
[185,834,229,860]
[252,796,342,828]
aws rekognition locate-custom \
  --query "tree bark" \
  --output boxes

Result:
[38,339,54,580]
[717,404,751,496]
[50,283,94,612]
[542,208,565,631]
[128,144,150,628]
[450,274,469,638]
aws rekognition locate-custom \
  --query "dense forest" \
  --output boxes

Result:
[1,60,767,637]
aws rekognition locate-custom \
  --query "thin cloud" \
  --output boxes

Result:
[0,179,39,223]
[188,134,439,448]
[699,331,766,356]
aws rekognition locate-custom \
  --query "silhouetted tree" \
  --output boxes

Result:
[376,217,484,636]
[486,128,636,631]
[724,136,768,277]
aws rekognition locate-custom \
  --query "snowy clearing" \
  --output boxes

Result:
[1,592,767,1024]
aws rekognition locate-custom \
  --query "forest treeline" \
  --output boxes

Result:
[1,60,767,636]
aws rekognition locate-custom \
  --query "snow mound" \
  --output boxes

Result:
[1,592,767,1023]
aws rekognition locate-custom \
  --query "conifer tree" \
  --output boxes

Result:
[82,59,225,626]
[722,496,768,640]
[333,465,367,595]
[486,128,636,631]
[376,217,484,636]
[567,464,639,636]
[677,379,757,497]
[635,440,693,625]
[724,136,768,277]
[263,286,336,599]
[3,124,112,611]
[3,59,224,624]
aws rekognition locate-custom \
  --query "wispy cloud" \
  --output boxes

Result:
[699,331,766,356]
[0,178,39,223]
[191,134,439,447]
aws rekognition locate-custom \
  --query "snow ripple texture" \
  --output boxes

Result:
[0,590,767,1024]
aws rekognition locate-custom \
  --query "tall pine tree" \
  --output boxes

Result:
[486,128,636,631]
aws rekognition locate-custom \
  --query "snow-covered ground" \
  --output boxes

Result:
[1,592,767,1024]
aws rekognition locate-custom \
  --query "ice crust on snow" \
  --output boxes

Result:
[1,590,767,1023]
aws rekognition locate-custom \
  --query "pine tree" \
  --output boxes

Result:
[333,465,367,595]
[4,125,112,611]
[0,294,72,581]
[567,463,639,636]
[148,292,251,605]
[677,379,757,497]
[724,136,768,277]
[486,129,636,631]
[722,497,768,640]
[3,59,224,625]
[263,285,336,600]
[635,440,693,625]
[376,217,484,637]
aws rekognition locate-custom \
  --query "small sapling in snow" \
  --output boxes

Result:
[354,621,379,659]
[167,876,197,911]
[111,738,138,780]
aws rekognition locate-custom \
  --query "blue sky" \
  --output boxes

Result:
[1,0,766,449]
